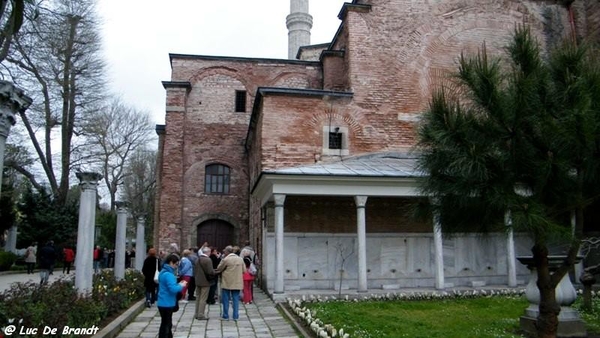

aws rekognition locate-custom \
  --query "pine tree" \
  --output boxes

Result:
[417,27,600,337]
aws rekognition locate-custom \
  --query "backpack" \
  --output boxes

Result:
[249,262,257,276]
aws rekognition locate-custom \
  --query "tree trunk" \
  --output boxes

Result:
[533,244,560,338]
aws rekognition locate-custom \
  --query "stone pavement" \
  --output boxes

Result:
[117,289,299,338]
[0,272,300,338]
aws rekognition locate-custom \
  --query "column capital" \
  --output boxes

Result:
[76,172,103,191]
[115,201,130,213]
[136,214,147,222]
[273,194,286,207]
[354,195,368,207]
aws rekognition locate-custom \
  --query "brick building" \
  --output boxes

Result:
[155,0,600,298]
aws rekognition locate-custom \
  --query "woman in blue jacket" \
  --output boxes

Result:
[157,254,187,338]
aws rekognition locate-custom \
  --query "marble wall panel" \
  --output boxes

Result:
[298,236,330,279]
[408,236,433,276]
[378,237,407,278]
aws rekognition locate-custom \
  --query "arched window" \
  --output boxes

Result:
[205,164,230,194]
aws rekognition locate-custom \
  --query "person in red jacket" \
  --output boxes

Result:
[63,246,75,274]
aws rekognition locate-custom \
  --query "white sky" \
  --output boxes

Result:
[97,0,347,126]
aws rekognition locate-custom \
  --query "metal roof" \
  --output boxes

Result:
[263,152,425,178]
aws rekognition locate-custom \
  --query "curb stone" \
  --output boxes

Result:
[276,302,313,338]
[91,299,146,338]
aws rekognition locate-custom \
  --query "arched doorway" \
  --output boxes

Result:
[196,219,234,250]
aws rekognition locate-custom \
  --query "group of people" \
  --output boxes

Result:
[142,241,259,338]
[24,241,76,285]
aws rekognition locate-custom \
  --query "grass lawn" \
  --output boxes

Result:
[301,296,599,338]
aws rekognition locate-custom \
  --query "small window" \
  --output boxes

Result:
[205,164,230,194]
[322,126,350,156]
[329,132,342,149]
[235,90,246,112]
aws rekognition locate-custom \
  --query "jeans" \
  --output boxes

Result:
[220,289,240,320]
[145,288,157,304]
[207,281,217,304]
[40,269,50,285]
[158,306,174,338]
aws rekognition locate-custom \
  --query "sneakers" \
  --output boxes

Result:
[145,301,151,308]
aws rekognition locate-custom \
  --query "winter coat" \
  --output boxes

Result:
[157,264,183,308]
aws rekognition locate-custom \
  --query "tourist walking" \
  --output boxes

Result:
[242,255,255,304]
[93,245,103,274]
[62,246,75,274]
[38,241,56,285]
[25,242,37,274]
[193,246,215,320]
[142,248,161,307]
[178,250,193,301]
[157,254,187,338]
[207,247,221,305]
[215,245,245,321]
[186,247,198,301]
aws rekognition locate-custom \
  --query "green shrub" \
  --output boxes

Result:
[0,250,17,271]
[0,269,144,337]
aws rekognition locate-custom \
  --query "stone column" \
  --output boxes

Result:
[74,172,102,295]
[135,215,146,271]
[5,226,17,254]
[355,195,368,292]
[0,81,31,253]
[505,211,517,287]
[433,212,445,290]
[274,194,286,294]
[114,202,129,280]
[571,211,584,281]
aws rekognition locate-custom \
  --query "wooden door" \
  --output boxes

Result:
[196,219,234,250]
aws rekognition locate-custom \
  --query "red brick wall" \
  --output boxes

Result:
[283,196,431,233]
[159,57,323,251]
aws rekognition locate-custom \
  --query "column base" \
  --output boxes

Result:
[520,306,587,338]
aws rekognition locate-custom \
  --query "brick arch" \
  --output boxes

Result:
[270,72,311,89]
[188,66,251,91]
[190,213,241,249]
[413,7,546,111]
[302,105,365,135]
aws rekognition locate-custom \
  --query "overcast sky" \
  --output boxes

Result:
[97,0,347,126]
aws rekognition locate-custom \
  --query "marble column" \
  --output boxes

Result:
[571,211,584,281]
[505,211,517,287]
[5,225,17,253]
[75,172,102,295]
[0,80,32,253]
[114,202,129,280]
[433,212,445,290]
[274,194,286,294]
[354,195,368,292]
[135,215,146,271]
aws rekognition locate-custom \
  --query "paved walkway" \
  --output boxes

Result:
[117,290,299,338]
[0,271,299,338]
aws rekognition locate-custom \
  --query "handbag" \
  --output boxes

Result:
[153,259,159,284]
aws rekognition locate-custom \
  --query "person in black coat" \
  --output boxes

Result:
[38,241,56,285]
[142,248,161,307]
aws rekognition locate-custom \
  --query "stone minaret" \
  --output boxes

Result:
[286,0,313,59]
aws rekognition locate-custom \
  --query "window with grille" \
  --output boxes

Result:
[205,164,230,194]
[235,90,246,112]
[322,126,350,156]
[329,132,342,149]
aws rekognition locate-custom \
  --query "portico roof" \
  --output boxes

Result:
[252,152,426,207]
